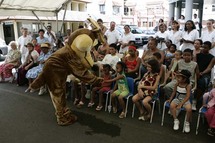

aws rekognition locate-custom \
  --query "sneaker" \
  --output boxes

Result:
[184,121,190,133]
[87,102,95,108]
[119,112,125,118]
[192,100,197,111]
[207,128,215,136]
[173,119,180,130]
[138,115,145,121]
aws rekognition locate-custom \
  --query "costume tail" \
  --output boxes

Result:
[30,73,46,90]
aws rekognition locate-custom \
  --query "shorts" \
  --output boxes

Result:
[171,98,191,107]
[113,90,129,97]
[99,87,111,93]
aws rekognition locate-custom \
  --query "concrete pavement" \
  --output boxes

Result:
[0,83,212,143]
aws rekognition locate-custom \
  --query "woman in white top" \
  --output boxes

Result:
[154,23,169,50]
[180,20,199,51]
[201,19,215,56]
[168,20,183,49]
[119,25,135,54]
[178,15,186,31]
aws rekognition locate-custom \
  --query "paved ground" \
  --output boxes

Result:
[0,83,213,143]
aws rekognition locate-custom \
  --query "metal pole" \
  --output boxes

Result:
[56,11,58,33]
[32,11,47,30]
[60,4,67,36]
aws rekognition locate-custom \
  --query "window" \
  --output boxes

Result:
[124,7,129,15]
[212,4,215,12]
[99,4,105,14]
[113,6,120,15]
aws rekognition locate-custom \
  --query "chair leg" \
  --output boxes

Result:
[161,102,167,126]
[108,94,112,113]
[132,104,135,118]
[150,101,155,123]
[196,112,201,135]
[105,93,109,112]
[125,98,129,117]
[157,99,161,114]
[183,113,187,133]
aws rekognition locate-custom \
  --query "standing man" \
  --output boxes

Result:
[104,21,120,45]
[18,28,32,63]
[44,25,56,49]
[193,14,200,31]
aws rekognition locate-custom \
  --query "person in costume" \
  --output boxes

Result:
[30,18,105,126]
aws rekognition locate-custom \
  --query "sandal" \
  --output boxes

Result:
[96,106,103,111]
[88,102,95,108]
[113,107,117,114]
[143,114,151,121]
[119,112,125,119]
[76,101,84,108]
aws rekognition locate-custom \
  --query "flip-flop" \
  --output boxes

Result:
[96,106,103,111]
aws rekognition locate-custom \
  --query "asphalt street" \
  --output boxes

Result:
[0,83,213,143]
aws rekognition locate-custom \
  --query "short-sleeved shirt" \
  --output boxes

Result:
[36,37,49,45]
[177,60,197,83]
[104,29,120,45]
[180,29,199,51]
[119,32,135,54]
[196,53,214,74]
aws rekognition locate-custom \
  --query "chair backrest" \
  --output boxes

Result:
[126,77,134,95]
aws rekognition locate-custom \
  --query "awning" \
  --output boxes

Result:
[0,0,71,17]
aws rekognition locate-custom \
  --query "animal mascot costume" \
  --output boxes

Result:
[30,18,105,126]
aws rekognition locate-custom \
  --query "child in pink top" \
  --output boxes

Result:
[88,64,112,111]
[203,85,215,136]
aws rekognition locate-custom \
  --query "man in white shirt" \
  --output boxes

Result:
[104,21,120,45]
[17,28,32,63]
[44,26,56,48]
[193,14,200,31]
[119,25,135,54]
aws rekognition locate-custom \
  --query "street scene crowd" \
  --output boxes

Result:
[0,14,215,137]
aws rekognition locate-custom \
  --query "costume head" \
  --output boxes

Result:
[68,18,106,69]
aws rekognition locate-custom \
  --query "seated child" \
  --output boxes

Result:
[167,50,182,81]
[132,59,160,121]
[88,64,112,111]
[167,69,192,133]
[202,85,215,136]
[165,44,177,68]
[105,61,129,119]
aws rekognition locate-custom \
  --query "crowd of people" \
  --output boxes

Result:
[0,15,215,136]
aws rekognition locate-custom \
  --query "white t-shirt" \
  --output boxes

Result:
[24,50,39,63]
[119,32,135,54]
[180,29,199,51]
[104,29,120,45]
[193,17,200,30]
[44,31,56,47]
[154,31,169,50]
[168,30,183,49]
[17,35,32,63]
[201,29,215,43]
[178,19,185,31]
[97,54,119,70]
